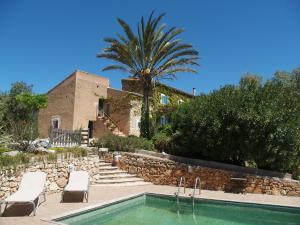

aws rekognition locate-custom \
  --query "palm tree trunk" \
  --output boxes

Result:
[140,78,151,139]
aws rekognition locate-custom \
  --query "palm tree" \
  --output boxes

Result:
[97,12,199,138]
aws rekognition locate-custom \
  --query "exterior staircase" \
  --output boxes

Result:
[91,159,151,187]
[98,115,126,137]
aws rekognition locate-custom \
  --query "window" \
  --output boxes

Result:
[160,115,169,125]
[135,118,141,129]
[51,117,60,129]
[160,93,169,105]
[178,99,184,105]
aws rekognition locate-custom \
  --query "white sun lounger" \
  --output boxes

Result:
[0,171,47,216]
[62,171,89,202]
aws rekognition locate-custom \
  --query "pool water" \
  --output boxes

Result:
[57,194,300,225]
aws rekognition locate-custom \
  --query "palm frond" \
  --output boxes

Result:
[117,18,136,44]
[97,12,199,80]
[102,65,129,72]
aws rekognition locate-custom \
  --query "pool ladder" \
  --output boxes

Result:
[176,176,201,203]
[176,176,186,203]
[191,177,201,209]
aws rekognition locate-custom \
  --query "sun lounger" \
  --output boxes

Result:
[0,171,47,216]
[62,171,89,202]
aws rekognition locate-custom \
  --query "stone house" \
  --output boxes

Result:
[38,70,194,139]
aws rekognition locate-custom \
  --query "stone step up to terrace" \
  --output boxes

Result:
[92,161,150,186]
[98,170,127,176]
[98,116,126,137]
[98,166,119,170]
[97,162,112,167]
[97,174,137,180]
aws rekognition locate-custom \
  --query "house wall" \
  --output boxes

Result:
[107,88,131,135]
[38,73,77,138]
[122,78,193,126]
[92,118,113,138]
[38,70,109,138]
[72,71,109,130]
[129,99,142,136]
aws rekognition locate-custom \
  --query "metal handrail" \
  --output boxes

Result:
[192,177,201,196]
[99,110,121,135]
[192,177,201,209]
[176,176,186,196]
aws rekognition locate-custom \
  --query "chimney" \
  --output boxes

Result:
[192,88,196,96]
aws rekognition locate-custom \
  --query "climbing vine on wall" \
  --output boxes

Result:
[151,84,192,123]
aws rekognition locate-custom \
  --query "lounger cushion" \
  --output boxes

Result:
[4,171,47,203]
[64,171,89,192]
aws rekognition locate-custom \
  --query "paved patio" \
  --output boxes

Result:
[1,184,300,225]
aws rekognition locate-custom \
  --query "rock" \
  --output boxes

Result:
[10,182,18,188]
[93,174,100,180]
[8,177,16,182]
[32,138,50,148]
[56,178,68,188]
[271,188,281,195]
[32,147,55,154]
[287,191,298,196]
[47,149,56,154]
[49,182,59,191]
[3,151,20,156]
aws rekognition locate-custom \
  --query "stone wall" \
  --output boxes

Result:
[0,155,102,200]
[38,72,77,138]
[38,70,109,138]
[104,152,300,197]
[73,71,109,130]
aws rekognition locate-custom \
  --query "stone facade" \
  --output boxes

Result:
[129,99,142,136]
[103,152,300,197]
[121,78,194,125]
[38,70,195,139]
[38,70,109,138]
[38,71,145,138]
[73,71,109,130]
[0,155,103,200]
[38,73,77,137]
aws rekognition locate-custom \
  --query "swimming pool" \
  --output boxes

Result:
[55,193,300,225]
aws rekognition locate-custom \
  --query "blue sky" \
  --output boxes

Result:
[0,0,299,94]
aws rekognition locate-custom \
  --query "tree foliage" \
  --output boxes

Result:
[6,81,33,121]
[0,81,48,150]
[165,68,300,177]
[97,12,199,138]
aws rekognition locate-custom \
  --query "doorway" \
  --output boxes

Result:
[88,121,93,138]
[98,99,104,116]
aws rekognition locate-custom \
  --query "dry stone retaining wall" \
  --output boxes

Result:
[0,155,102,200]
[104,152,300,197]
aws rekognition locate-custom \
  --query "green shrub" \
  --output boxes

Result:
[0,153,31,168]
[0,147,87,169]
[0,148,11,155]
[167,69,300,178]
[49,147,65,151]
[49,147,87,158]
[151,125,173,151]
[91,134,155,152]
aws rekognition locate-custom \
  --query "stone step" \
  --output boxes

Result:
[98,170,128,175]
[98,163,112,167]
[97,174,137,180]
[91,181,152,187]
[98,166,119,170]
[94,177,144,184]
